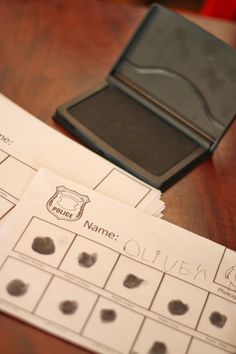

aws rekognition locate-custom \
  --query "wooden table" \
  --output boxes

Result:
[0,0,236,353]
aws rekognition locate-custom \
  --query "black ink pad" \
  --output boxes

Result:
[123,273,143,289]
[100,309,117,322]
[78,252,97,268]
[209,311,227,328]
[148,341,167,354]
[6,279,28,296]
[168,299,189,315]
[32,236,55,255]
[54,4,236,190]
[59,300,78,315]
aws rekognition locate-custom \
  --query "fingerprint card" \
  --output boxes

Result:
[0,167,235,354]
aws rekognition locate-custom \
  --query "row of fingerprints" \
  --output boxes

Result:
[14,217,236,292]
[0,257,235,352]
[0,258,231,354]
[13,218,236,330]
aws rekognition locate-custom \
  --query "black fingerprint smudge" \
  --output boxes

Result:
[148,341,167,354]
[209,311,227,328]
[123,274,144,289]
[100,309,117,323]
[168,299,189,315]
[7,279,29,296]
[59,300,78,315]
[78,252,97,268]
[32,237,55,255]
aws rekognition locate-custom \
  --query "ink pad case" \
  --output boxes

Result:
[53,4,236,190]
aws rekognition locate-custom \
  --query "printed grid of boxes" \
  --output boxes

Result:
[94,168,152,209]
[0,149,36,219]
[0,146,152,221]
[0,216,235,353]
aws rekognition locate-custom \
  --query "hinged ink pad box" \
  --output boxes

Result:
[53,4,236,190]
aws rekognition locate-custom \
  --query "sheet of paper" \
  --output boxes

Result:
[0,94,164,222]
[0,168,235,354]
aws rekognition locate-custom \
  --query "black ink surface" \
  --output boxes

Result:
[59,300,78,315]
[32,236,55,255]
[209,311,227,328]
[78,252,97,268]
[100,309,117,322]
[68,85,201,177]
[148,341,167,354]
[123,274,143,289]
[168,299,189,315]
[7,279,28,296]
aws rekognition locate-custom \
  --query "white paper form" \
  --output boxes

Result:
[0,94,164,221]
[0,168,235,354]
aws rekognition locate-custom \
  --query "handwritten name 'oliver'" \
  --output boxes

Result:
[123,239,207,281]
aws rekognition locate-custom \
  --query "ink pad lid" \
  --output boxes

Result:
[111,4,236,148]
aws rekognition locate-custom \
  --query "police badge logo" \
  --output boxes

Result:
[46,186,90,221]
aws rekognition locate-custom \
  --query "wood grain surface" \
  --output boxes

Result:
[0,0,236,353]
